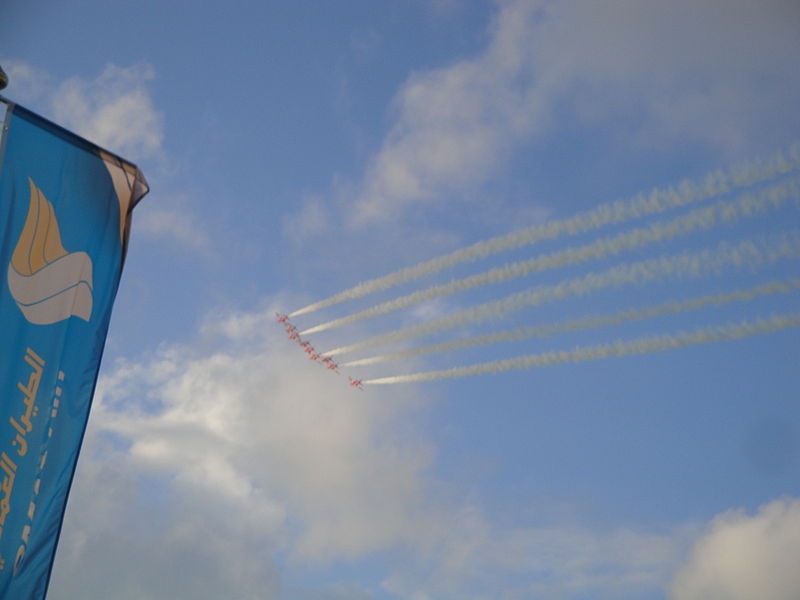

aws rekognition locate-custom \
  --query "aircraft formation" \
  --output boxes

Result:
[276,313,363,390]
[274,145,800,388]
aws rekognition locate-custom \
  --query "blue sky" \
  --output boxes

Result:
[2,1,800,598]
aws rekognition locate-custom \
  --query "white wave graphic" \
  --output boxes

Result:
[7,179,93,325]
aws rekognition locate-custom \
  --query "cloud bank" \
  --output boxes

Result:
[48,304,437,598]
[47,302,694,599]
[350,0,800,225]
[671,497,800,600]
[53,63,164,160]
[1,59,164,161]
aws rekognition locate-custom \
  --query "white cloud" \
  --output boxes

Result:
[350,0,800,225]
[52,63,164,160]
[0,60,164,162]
[45,299,700,599]
[0,59,51,103]
[135,202,211,251]
[282,195,332,242]
[525,0,800,150]
[350,0,546,225]
[383,506,694,599]
[48,302,438,598]
[670,497,800,600]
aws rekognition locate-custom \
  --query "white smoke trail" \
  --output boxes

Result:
[323,234,800,357]
[302,179,799,335]
[291,144,800,318]
[342,279,800,366]
[363,313,800,385]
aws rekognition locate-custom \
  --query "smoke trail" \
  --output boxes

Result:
[291,144,800,318]
[323,234,800,357]
[302,179,799,335]
[342,279,800,366]
[363,313,800,385]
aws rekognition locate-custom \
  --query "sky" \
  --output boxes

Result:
[2,1,800,598]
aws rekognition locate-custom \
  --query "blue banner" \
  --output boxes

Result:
[0,99,147,598]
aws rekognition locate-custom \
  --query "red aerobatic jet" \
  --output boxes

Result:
[349,377,364,390]
[275,313,289,323]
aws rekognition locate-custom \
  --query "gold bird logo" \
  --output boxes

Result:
[7,178,93,324]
